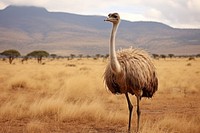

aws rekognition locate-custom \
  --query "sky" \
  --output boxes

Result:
[0,0,200,28]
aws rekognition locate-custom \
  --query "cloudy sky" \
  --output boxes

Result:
[0,0,200,28]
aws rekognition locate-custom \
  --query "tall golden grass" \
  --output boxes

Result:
[0,58,200,133]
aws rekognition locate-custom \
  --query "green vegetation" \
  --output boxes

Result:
[27,50,49,64]
[1,49,200,65]
[0,49,21,64]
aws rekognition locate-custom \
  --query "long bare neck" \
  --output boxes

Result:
[110,23,121,74]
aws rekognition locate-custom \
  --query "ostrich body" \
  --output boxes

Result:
[104,13,158,132]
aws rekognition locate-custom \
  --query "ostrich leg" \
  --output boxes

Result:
[136,96,141,132]
[125,93,133,132]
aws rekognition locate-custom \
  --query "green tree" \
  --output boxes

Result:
[168,54,175,58]
[86,55,91,59]
[152,54,159,59]
[50,54,57,59]
[70,54,76,59]
[78,54,83,59]
[105,54,109,59]
[27,50,49,64]
[95,54,101,59]
[1,49,21,64]
[160,54,166,59]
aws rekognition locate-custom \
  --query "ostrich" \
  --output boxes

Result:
[104,13,158,132]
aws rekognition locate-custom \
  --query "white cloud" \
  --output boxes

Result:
[144,8,163,21]
[0,0,200,28]
[120,12,146,22]
[134,0,200,28]
[187,0,200,12]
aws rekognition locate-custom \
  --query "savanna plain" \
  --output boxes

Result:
[0,57,200,133]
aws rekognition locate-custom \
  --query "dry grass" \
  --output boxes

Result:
[0,57,200,133]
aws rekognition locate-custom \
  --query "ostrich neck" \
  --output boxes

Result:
[110,23,121,74]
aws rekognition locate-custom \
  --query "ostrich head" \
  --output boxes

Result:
[104,13,120,24]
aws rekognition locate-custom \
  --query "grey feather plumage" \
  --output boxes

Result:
[104,48,158,98]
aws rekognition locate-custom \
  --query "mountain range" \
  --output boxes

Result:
[0,5,200,56]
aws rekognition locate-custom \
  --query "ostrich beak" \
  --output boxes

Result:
[104,17,112,22]
[104,17,110,21]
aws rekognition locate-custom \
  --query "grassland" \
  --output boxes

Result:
[0,57,200,133]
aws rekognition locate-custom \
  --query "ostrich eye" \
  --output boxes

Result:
[113,15,117,18]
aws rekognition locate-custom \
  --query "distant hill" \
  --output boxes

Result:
[0,5,200,55]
